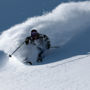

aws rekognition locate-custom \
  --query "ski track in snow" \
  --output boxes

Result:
[0,1,90,90]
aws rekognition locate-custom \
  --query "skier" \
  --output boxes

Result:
[25,29,51,63]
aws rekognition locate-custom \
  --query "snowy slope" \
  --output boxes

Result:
[0,53,90,90]
[0,1,90,90]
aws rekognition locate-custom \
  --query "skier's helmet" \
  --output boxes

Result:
[31,29,38,38]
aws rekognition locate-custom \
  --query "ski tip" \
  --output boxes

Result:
[23,61,32,65]
[27,62,32,65]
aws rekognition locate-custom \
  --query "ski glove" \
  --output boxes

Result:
[25,37,36,45]
[25,37,30,45]
[46,41,51,49]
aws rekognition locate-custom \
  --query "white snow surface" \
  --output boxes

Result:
[0,1,90,90]
[0,54,90,90]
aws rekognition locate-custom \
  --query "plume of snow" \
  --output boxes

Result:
[0,1,90,62]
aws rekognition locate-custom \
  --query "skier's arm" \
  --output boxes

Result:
[44,35,51,49]
[25,36,36,45]
[47,40,51,49]
[25,37,30,45]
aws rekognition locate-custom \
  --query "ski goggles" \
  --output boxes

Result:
[31,32,38,37]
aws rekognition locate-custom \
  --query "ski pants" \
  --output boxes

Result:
[37,47,44,58]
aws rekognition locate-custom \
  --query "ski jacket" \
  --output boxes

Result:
[25,34,51,50]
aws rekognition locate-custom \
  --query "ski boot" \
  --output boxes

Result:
[37,56,43,62]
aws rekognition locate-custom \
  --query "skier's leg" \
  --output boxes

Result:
[37,47,44,62]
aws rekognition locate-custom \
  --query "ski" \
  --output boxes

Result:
[51,46,61,48]
[24,61,32,65]
[23,56,44,65]
[23,57,32,65]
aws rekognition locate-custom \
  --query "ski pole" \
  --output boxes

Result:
[51,46,61,48]
[9,42,25,57]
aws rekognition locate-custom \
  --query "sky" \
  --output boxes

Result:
[0,0,63,32]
